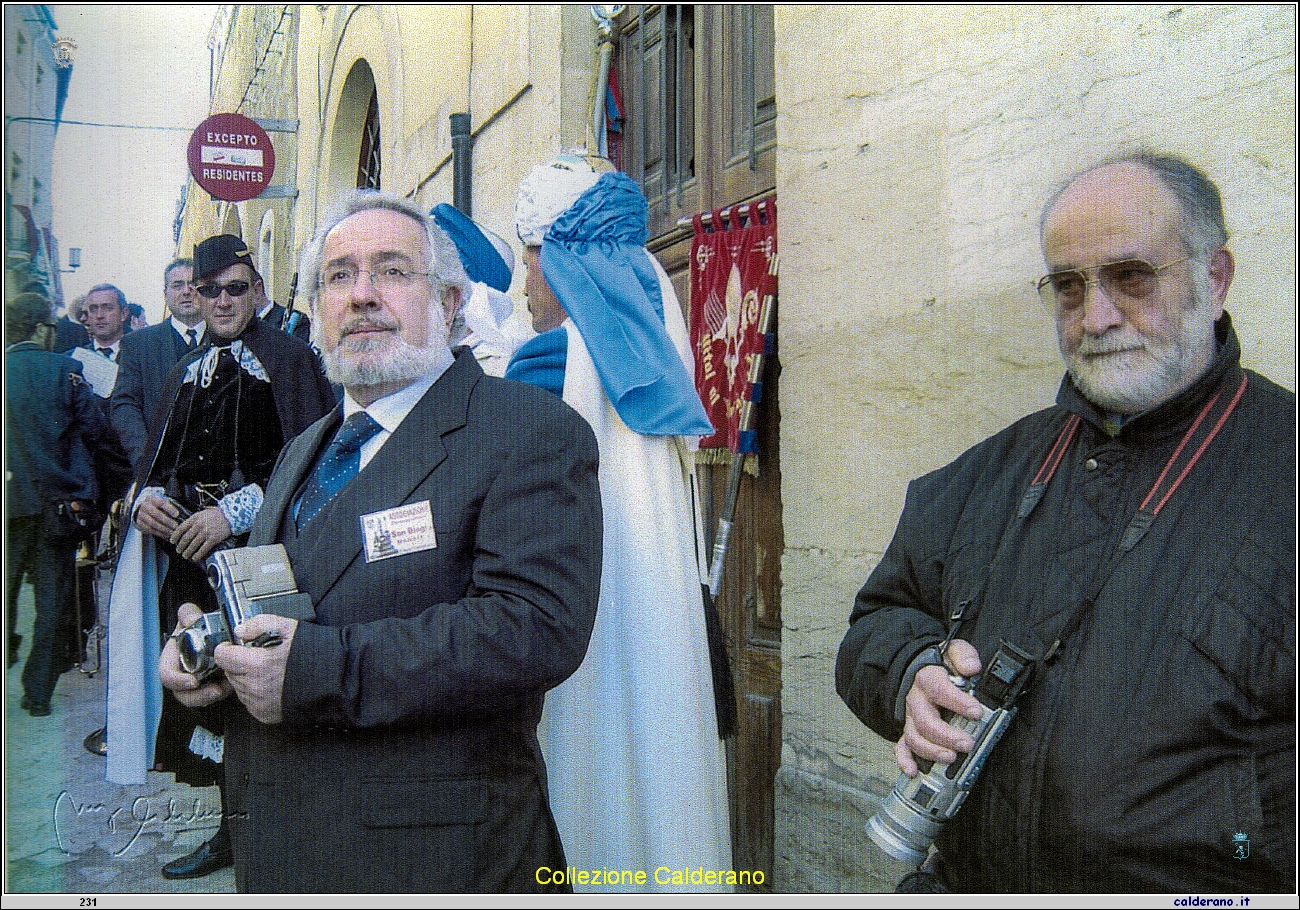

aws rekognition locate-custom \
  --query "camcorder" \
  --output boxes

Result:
[867,640,1035,866]
[176,544,315,682]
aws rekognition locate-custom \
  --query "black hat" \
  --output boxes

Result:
[193,234,259,281]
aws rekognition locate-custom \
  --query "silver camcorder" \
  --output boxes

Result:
[176,544,315,682]
[867,640,1035,866]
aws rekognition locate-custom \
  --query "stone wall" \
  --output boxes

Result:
[772,3,1296,891]
[185,5,599,303]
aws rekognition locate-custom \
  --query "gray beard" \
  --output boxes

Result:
[320,330,451,391]
[1062,274,1218,415]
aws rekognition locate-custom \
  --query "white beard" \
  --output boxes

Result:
[1062,275,1218,415]
[318,311,451,391]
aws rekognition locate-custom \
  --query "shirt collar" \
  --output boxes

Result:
[171,316,205,341]
[340,346,456,435]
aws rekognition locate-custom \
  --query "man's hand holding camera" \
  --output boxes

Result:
[896,638,984,777]
[160,602,297,724]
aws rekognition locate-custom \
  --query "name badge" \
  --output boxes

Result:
[360,501,437,563]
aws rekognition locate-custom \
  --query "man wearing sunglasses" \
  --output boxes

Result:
[837,152,1294,892]
[103,233,336,881]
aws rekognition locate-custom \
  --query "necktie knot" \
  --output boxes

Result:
[334,411,383,454]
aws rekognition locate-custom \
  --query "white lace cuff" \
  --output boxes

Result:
[218,484,264,536]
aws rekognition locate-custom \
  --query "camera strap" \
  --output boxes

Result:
[1021,371,1247,543]
[1015,370,1248,666]
[952,370,1247,678]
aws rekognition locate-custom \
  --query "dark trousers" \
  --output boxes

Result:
[155,553,225,787]
[7,514,76,705]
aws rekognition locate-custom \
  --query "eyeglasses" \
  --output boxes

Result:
[320,265,434,294]
[196,280,252,299]
[1036,257,1190,311]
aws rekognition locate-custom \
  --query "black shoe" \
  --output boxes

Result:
[160,838,234,880]
[83,726,108,757]
[21,696,51,717]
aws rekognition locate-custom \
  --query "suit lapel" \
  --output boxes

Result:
[253,406,341,547]
[288,353,479,605]
[158,329,183,387]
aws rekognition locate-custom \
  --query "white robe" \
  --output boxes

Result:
[105,523,165,785]
[538,261,733,891]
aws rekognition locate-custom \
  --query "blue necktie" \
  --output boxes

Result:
[294,412,383,531]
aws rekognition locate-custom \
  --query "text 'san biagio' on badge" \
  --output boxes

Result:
[360,501,437,563]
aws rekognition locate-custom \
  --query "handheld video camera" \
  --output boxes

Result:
[867,640,1035,866]
[176,544,315,682]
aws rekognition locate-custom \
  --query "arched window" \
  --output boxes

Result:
[356,87,381,189]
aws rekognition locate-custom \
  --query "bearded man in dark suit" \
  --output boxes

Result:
[160,191,602,893]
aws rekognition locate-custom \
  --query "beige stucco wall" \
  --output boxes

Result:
[182,5,601,308]
[772,3,1296,892]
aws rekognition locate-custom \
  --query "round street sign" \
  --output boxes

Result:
[188,113,276,203]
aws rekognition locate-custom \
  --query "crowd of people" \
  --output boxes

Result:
[5,148,1294,894]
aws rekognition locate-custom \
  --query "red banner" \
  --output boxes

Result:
[689,199,778,452]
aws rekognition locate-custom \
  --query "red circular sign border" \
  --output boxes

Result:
[187,113,276,203]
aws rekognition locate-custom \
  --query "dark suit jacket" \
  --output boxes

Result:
[53,315,90,354]
[225,350,602,893]
[5,343,106,518]
[111,320,194,470]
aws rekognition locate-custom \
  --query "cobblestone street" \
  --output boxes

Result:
[5,564,235,897]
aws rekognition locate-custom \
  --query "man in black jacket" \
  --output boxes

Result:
[107,233,336,880]
[5,292,113,714]
[836,152,1295,892]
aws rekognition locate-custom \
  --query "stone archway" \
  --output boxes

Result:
[324,59,379,205]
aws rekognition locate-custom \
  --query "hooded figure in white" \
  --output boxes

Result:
[431,203,531,376]
[507,153,733,892]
